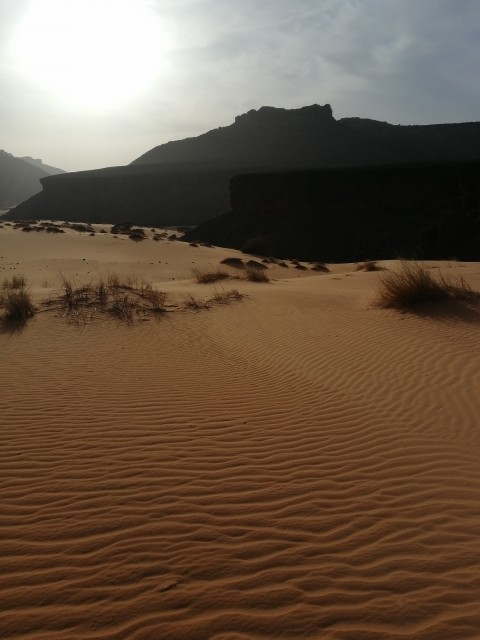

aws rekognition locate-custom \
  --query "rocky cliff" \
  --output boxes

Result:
[185,161,480,262]
[6,103,480,227]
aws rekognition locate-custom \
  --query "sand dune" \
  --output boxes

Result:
[1,223,480,639]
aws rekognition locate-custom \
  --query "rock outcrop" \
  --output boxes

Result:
[6,103,480,228]
[185,161,480,262]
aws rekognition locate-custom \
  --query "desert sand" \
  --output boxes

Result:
[1,221,480,639]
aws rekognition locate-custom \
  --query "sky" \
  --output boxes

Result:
[1,0,479,173]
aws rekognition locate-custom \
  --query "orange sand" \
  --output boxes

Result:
[1,223,480,639]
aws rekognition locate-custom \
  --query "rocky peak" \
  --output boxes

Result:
[234,103,335,127]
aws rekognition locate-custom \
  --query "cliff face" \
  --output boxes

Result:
[185,162,480,262]
[6,103,480,226]
[8,164,234,226]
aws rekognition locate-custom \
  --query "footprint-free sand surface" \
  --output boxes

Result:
[1,223,480,639]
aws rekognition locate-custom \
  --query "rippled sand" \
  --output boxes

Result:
[1,224,480,639]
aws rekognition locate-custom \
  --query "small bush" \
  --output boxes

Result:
[375,261,478,309]
[184,294,211,311]
[311,262,330,272]
[3,289,36,321]
[243,267,270,283]
[50,273,167,323]
[356,261,381,272]
[192,268,229,284]
[2,274,26,290]
[211,288,244,304]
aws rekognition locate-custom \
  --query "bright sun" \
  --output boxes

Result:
[8,0,166,112]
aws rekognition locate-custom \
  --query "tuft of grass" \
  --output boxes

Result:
[2,274,26,290]
[243,266,270,283]
[2,289,36,321]
[311,262,330,272]
[375,261,478,309]
[356,261,382,272]
[184,294,211,311]
[192,267,229,284]
[211,288,244,304]
[49,273,167,323]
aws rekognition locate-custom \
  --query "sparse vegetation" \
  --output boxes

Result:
[2,274,27,290]
[356,261,382,272]
[211,288,244,304]
[243,266,270,283]
[184,288,245,311]
[311,262,330,272]
[375,261,479,309]
[192,267,230,284]
[46,274,167,323]
[2,289,36,321]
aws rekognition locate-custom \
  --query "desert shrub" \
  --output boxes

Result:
[192,268,229,284]
[375,261,478,308]
[3,289,36,321]
[220,257,244,268]
[311,262,330,272]
[243,267,270,283]
[184,294,211,311]
[2,274,26,290]
[356,261,381,272]
[129,232,145,241]
[211,288,244,304]
[50,274,167,323]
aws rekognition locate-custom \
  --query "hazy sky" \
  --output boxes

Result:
[1,0,479,172]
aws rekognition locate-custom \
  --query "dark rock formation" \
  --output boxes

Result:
[185,161,480,262]
[6,103,480,227]
[6,163,234,226]
[0,150,50,208]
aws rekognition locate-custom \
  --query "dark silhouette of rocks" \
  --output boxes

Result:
[0,150,52,208]
[185,161,480,262]
[6,104,480,260]
[19,156,65,176]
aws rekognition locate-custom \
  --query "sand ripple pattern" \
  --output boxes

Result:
[1,288,480,639]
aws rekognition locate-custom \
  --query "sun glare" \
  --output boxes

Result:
[8,0,167,112]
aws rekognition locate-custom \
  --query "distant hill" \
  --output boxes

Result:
[6,103,480,229]
[133,104,480,168]
[19,156,65,176]
[0,150,53,208]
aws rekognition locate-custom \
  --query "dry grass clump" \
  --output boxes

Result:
[0,274,36,323]
[2,274,27,290]
[1,289,36,321]
[356,261,382,272]
[192,267,230,284]
[184,288,245,311]
[211,288,244,304]
[311,262,330,272]
[375,261,478,309]
[243,267,270,283]
[47,274,167,323]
